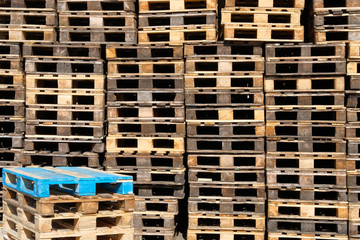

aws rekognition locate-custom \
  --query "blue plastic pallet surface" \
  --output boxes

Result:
[2,167,133,198]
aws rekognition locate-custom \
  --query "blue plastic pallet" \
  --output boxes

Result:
[2,167,133,198]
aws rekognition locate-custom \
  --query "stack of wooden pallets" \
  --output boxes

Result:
[222,0,304,42]
[185,43,266,240]
[314,0,360,43]
[58,0,137,44]
[2,167,134,240]
[347,42,360,238]
[138,0,217,45]
[23,44,105,168]
[0,43,23,227]
[265,43,348,240]
[105,45,186,240]
[0,0,56,43]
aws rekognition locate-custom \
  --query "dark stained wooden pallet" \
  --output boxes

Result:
[268,188,348,201]
[0,0,56,10]
[108,76,184,91]
[108,122,185,137]
[57,0,136,13]
[24,139,105,153]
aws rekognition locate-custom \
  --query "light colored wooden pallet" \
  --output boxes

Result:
[108,122,185,137]
[185,74,263,91]
[348,61,360,76]
[268,200,348,220]
[57,0,136,13]
[106,44,183,60]
[106,136,185,154]
[188,230,264,240]
[25,74,105,90]
[138,27,217,45]
[0,44,20,59]
[349,203,360,221]
[264,76,345,92]
[266,43,346,61]
[225,0,305,8]
[186,57,264,74]
[134,230,175,240]
[134,198,178,214]
[349,42,360,60]
[186,107,264,123]
[268,233,347,240]
[23,44,101,60]
[188,213,265,231]
[349,221,360,237]
[59,13,136,28]
[0,73,23,88]
[224,25,304,42]
[222,8,301,25]
[139,0,217,13]
[0,27,55,43]
[0,58,22,73]
[187,154,265,169]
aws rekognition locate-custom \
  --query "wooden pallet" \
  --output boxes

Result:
[187,137,264,154]
[0,11,56,27]
[108,105,185,122]
[266,43,345,61]
[3,187,135,216]
[314,12,360,29]
[26,107,104,124]
[0,59,22,73]
[188,213,265,231]
[266,60,346,76]
[188,169,264,185]
[24,139,105,153]
[189,183,265,200]
[139,0,217,13]
[268,188,348,202]
[0,149,22,167]
[348,42,360,60]
[349,221,360,237]
[185,75,263,91]
[0,0,56,11]
[349,203,360,221]
[106,45,183,60]
[267,139,346,154]
[222,8,301,25]
[107,90,184,106]
[0,88,24,105]
[188,198,265,215]
[108,76,184,91]
[347,77,360,90]
[268,219,347,235]
[26,89,105,108]
[268,233,347,240]
[0,135,23,150]
[315,29,360,44]
[133,213,176,230]
[186,107,264,123]
[135,198,178,214]
[0,73,23,88]
[225,0,305,8]
[348,189,360,202]
[186,57,264,74]
[188,230,264,240]
[224,25,304,42]
[185,90,263,107]
[25,123,104,140]
[108,122,185,137]
[348,62,360,76]
[138,27,217,45]
[346,94,360,108]
[313,0,360,13]
[0,44,20,59]
[267,170,347,189]
[108,60,184,77]
[184,42,263,57]
[0,119,25,135]
[106,136,185,154]
[25,59,104,75]
[139,11,217,29]
[57,0,136,13]
[59,28,137,44]
[104,154,184,170]
[268,201,348,220]
[108,168,185,185]
[187,154,265,169]
[134,230,175,240]
[347,141,360,156]
[187,122,265,138]
[266,108,346,124]
[23,44,101,60]
[264,76,345,92]
[0,27,55,43]
[266,154,346,171]
[59,13,136,29]
[0,103,25,120]
[265,92,345,108]
[3,215,134,240]
[346,172,360,189]
[134,185,185,199]
[22,151,99,167]
[266,123,345,140]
